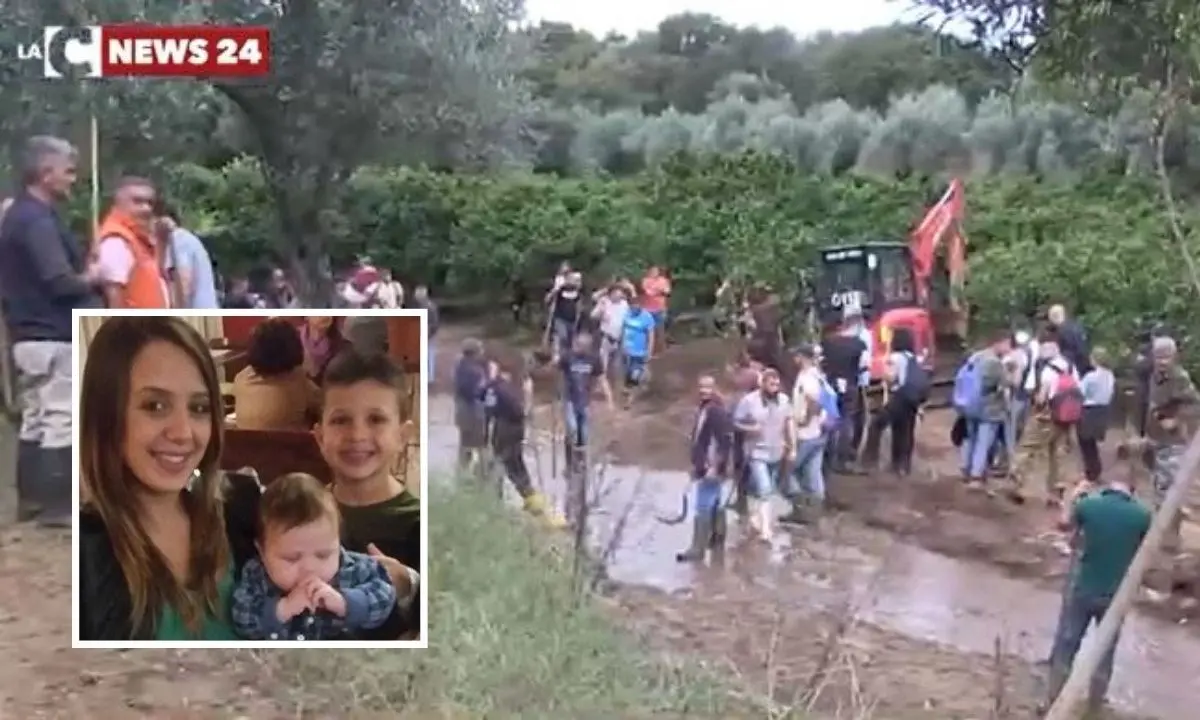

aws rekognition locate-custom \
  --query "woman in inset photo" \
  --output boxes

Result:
[77,316,258,640]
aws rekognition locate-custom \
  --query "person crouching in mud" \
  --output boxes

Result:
[676,375,733,563]
[482,356,566,528]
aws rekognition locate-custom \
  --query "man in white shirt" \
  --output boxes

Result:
[375,268,404,308]
[591,283,629,379]
[782,344,827,525]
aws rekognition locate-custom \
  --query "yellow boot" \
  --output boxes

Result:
[523,492,567,529]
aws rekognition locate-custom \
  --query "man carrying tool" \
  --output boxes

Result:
[546,270,583,362]
[676,375,733,563]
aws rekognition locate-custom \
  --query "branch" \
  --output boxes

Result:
[1150,82,1200,296]
[1046,65,1200,719]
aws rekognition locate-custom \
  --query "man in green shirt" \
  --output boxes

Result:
[1045,477,1151,712]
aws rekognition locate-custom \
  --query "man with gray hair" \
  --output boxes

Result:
[0,135,103,526]
[1144,335,1199,551]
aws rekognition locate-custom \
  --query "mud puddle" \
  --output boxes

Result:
[426,395,1200,718]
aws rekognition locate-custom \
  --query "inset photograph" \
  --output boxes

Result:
[72,310,427,648]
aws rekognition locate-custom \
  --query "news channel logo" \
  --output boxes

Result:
[42,26,103,79]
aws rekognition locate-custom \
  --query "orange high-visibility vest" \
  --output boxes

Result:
[96,213,168,308]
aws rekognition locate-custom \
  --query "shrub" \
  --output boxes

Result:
[161,152,1199,362]
[272,480,731,715]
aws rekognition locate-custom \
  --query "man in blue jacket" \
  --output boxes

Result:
[0,136,103,526]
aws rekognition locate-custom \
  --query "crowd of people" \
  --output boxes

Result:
[452,260,1197,714]
[3,130,1197,695]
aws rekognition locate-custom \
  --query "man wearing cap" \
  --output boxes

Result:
[820,306,870,472]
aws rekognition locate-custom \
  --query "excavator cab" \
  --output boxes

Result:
[813,242,917,328]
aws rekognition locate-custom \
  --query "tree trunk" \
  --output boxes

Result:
[1043,429,1200,720]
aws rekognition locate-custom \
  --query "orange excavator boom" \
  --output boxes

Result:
[909,178,966,295]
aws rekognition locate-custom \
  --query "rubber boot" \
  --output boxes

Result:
[35,446,72,528]
[779,496,810,525]
[709,510,727,565]
[676,514,713,562]
[16,440,43,522]
[523,491,567,529]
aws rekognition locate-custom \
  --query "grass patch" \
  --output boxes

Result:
[273,478,733,717]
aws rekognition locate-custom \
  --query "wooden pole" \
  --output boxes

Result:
[1043,428,1200,720]
[90,114,100,234]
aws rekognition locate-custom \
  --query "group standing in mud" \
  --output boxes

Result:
[453,265,1198,712]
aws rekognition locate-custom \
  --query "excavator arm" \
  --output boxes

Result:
[909,179,968,339]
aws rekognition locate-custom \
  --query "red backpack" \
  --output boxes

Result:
[1048,361,1083,425]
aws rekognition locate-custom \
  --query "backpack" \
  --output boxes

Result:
[1048,360,1084,425]
[897,352,931,405]
[952,356,985,419]
[817,376,842,433]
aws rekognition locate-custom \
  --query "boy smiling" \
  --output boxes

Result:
[315,350,422,639]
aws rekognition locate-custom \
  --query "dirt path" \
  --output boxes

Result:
[436,323,1199,627]
[0,525,299,717]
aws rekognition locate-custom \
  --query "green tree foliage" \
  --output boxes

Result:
[163,153,1197,359]
[1,0,533,300]
[520,18,1012,115]
[558,83,1174,180]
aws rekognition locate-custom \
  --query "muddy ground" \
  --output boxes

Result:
[0,321,1191,718]
[445,324,1200,628]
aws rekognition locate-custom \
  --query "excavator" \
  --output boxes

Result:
[810,178,968,385]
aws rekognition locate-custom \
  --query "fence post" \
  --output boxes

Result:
[0,319,16,525]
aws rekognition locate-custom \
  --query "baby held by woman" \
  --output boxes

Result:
[231,472,396,640]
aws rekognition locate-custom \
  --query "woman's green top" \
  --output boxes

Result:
[154,565,239,641]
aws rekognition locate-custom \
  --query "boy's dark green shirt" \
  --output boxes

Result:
[340,489,421,639]
[1072,488,1151,597]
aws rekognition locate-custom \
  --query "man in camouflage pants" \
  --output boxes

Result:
[1144,336,1199,552]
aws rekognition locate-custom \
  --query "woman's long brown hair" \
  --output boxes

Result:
[80,317,227,636]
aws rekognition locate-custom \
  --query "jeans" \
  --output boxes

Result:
[960,418,1000,478]
[863,396,918,472]
[1047,589,1121,704]
[694,475,724,515]
[624,354,648,386]
[427,343,436,384]
[746,458,781,498]
[788,437,826,500]
[1078,437,1102,482]
[831,389,862,466]
[563,399,588,448]
[1007,396,1029,451]
[490,421,533,498]
[552,317,575,355]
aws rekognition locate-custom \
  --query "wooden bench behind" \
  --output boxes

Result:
[222,428,332,484]
[221,424,417,490]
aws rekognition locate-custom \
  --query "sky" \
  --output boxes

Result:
[522,0,929,39]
